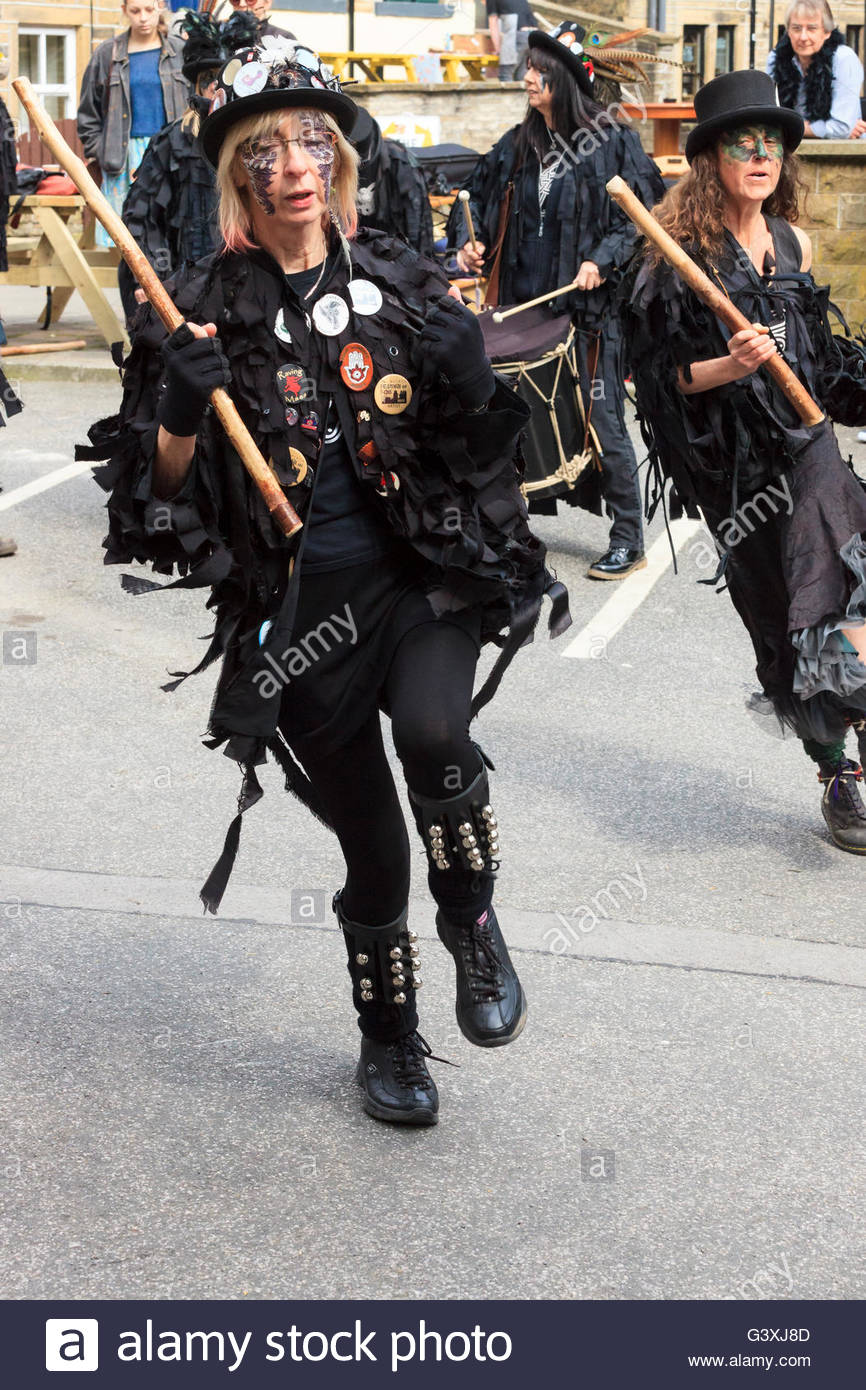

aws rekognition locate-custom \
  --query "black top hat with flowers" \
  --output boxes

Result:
[180,12,228,84]
[201,36,358,168]
[526,22,595,99]
[684,69,803,163]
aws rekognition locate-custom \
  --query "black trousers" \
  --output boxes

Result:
[575,323,644,552]
[278,579,493,1040]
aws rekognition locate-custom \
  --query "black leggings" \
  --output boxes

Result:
[284,618,485,925]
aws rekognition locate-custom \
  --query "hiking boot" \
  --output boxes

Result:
[436,905,526,1047]
[818,758,866,854]
[356,1031,440,1125]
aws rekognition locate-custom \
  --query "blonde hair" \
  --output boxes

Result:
[216,107,358,253]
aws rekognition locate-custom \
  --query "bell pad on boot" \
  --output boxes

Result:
[410,765,500,874]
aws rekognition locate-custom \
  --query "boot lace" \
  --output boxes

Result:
[819,760,866,821]
[455,916,506,1002]
[388,1031,457,1088]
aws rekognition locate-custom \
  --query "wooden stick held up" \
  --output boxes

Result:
[458,189,478,252]
[491,278,579,323]
[12,77,303,537]
[605,174,824,427]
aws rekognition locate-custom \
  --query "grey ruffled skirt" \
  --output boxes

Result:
[792,534,866,708]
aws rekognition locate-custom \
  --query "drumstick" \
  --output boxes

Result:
[12,77,303,537]
[458,189,478,252]
[605,174,824,427]
[491,278,580,323]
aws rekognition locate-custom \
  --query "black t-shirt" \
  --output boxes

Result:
[285,260,395,574]
[486,0,537,25]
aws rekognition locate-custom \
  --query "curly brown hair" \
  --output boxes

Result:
[645,143,807,266]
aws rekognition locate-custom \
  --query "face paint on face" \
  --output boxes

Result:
[240,140,278,214]
[720,125,784,164]
[298,113,335,203]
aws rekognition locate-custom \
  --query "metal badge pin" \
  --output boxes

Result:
[312,294,350,337]
[339,342,374,391]
[347,279,384,315]
[374,374,412,414]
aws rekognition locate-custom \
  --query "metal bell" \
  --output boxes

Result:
[409,944,420,957]
[429,823,443,837]
[392,973,405,986]
[361,989,374,1002]
[407,930,418,942]
[393,991,406,1004]
[412,974,423,988]
[355,952,369,965]
[458,821,473,835]
[389,946,403,960]
[360,977,372,990]
[391,961,403,974]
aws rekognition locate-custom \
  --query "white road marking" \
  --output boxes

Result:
[0,459,93,512]
[562,517,704,659]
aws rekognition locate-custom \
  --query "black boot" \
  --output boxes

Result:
[356,1032,439,1125]
[436,905,527,1047]
[410,765,526,1046]
[818,758,866,854]
[334,892,441,1124]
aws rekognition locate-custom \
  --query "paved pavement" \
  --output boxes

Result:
[0,298,864,1302]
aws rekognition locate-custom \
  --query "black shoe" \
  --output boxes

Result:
[356,1031,440,1125]
[586,547,647,580]
[818,759,866,854]
[436,905,527,1047]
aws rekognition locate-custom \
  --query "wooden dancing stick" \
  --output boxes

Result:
[12,77,303,536]
[605,174,824,427]
[1,340,87,355]
[490,278,580,323]
[458,189,479,252]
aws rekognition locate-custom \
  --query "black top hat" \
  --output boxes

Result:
[685,69,803,163]
[201,36,357,169]
[180,12,226,83]
[527,23,595,99]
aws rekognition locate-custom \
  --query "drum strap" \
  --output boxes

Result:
[485,181,514,308]
[582,330,602,458]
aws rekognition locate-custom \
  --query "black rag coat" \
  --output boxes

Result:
[80,228,569,895]
[447,120,665,323]
[621,216,866,745]
[118,102,218,317]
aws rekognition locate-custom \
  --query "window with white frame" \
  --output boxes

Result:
[18,28,76,122]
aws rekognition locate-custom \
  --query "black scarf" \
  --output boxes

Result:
[772,28,844,122]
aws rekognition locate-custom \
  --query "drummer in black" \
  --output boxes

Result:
[450,22,665,579]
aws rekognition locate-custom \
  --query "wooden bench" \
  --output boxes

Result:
[0,195,128,349]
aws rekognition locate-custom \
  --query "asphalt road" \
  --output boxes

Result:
[1,366,864,1302]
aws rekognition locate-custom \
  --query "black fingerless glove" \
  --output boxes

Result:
[418,296,496,412]
[158,322,232,437]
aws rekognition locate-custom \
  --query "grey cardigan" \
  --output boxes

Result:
[77,29,189,174]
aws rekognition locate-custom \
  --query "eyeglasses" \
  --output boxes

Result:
[240,133,337,165]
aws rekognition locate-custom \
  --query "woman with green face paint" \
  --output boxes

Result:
[623,70,866,854]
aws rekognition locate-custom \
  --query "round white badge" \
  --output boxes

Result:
[274,308,293,345]
[232,61,268,96]
[312,294,350,337]
[348,279,384,316]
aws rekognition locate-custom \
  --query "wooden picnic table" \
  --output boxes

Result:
[0,194,128,350]
[622,102,696,158]
[320,51,497,83]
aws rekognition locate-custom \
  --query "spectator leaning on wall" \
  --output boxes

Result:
[767,0,866,139]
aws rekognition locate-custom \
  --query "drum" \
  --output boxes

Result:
[479,306,603,514]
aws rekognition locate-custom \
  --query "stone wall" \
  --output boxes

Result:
[797,145,866,330]
[354,81,527,153]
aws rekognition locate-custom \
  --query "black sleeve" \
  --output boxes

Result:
[587,128,666,279]
[76,43,108,162]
